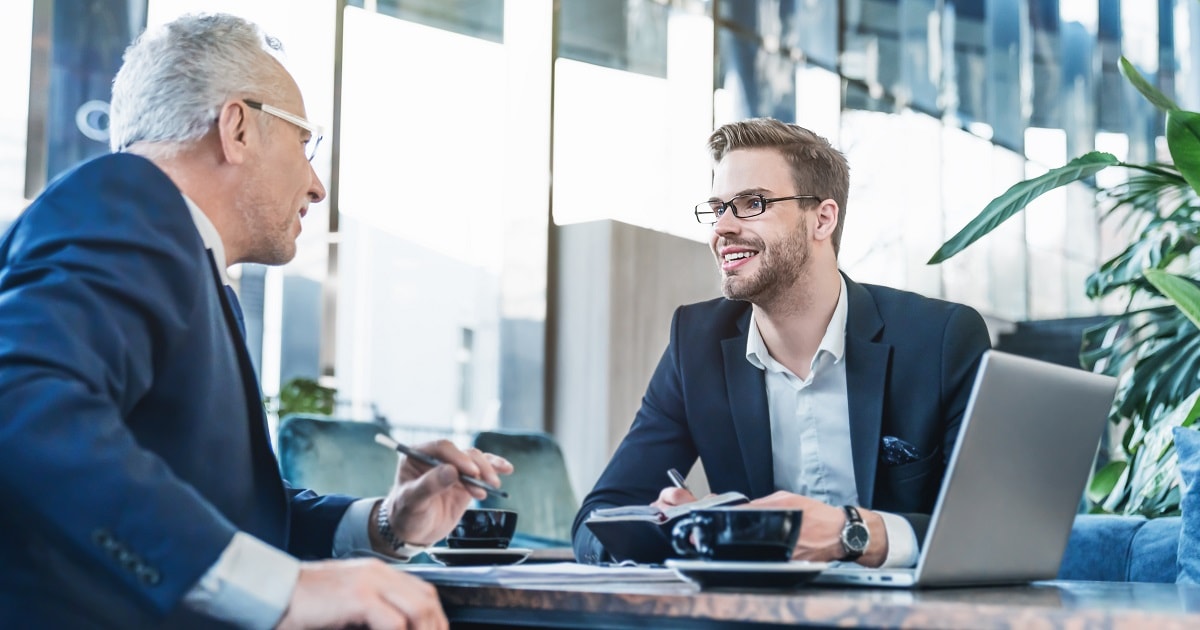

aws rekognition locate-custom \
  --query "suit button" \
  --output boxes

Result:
[117,549,140,570]
[136,566,162,586]
[91,529,114,547]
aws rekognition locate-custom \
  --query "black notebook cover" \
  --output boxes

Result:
[583,492,749,564]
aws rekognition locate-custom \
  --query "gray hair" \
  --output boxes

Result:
[109,13,287,155]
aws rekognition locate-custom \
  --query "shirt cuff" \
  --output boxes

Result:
[332,497,379,558]
[181,531,300,630]
[876,511,919,568]
[332,497,430,561]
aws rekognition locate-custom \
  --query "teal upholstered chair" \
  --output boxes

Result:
[277,414,396,498]
[471,430,578,547]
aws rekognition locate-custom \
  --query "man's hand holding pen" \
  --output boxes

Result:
[374,439,513,550]
[652,467,698,510]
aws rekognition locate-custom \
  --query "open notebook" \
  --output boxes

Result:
[584,491,748,564]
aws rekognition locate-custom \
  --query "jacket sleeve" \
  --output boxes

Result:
[285,485,357,559]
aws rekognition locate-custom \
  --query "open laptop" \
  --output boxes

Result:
[814,350,1117,588]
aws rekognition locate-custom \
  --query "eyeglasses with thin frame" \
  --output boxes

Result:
[243,99,324,162]
[694,193,822,225]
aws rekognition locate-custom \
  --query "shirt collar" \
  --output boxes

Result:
[746,274,849,371]
[182,194,230,284]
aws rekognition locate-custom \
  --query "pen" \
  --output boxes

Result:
[373,433,509,499]
[667,468,689,491]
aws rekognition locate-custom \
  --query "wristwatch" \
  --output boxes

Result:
[375,498,430,560]
[840,505,870,561]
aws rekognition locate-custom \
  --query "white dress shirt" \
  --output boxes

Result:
[746,275,918,568]
[180,195,387,628]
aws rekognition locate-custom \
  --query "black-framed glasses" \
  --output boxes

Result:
[244,99,324,162]
[694,193,822,225]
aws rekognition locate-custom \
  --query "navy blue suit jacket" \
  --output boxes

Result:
[0,154,356,627]
[572,278,991,563]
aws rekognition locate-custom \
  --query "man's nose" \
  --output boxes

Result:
[309,161,327,203]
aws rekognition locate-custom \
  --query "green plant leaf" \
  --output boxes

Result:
[1144,270,1200,330]
[1088,460,1128,504]
[277,377,336,418]
[1101,458,1131,513]
[1167,110,1200,196]
[1119,56,1179,112]
[928,152,1120,264]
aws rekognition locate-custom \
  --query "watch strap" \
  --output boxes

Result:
[375,498,430,559]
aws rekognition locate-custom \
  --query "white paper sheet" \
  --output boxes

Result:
[396,561,683,587]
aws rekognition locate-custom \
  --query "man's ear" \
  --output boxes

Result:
[216,100,254,165]
[813,199,839,241]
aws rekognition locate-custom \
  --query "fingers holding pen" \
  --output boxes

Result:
[403,439,512,493]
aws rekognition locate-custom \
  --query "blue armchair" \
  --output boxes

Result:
[1058,514,1180,583]
[276,414,396,498]
[471,430,578,547]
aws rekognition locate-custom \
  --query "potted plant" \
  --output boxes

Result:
[268,377,337,419]
[929,57,1200,516]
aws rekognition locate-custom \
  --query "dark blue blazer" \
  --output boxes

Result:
[0,154,356,627]
[572,278,991,563]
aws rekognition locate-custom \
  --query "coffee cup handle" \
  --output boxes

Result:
[670,515,703,557]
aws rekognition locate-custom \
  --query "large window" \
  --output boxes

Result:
[0,0,35,223]
[552,0,712,243]
[336,4,550,434]
[6,0,1194,444]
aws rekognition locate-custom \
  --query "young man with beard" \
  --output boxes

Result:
[572,118,991,568]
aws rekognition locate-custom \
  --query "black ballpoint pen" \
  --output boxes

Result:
[374,433,509,499]
[667,468,689,491]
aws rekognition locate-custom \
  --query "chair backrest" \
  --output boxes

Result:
[277,414,396,497]
[472,430,578,545]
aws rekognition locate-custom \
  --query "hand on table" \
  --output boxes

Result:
[748,491,888,566]
[276,558,446,630]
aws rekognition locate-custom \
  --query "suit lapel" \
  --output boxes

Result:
[223,284,247,339]
[205,251,288,541]
[843,276,890,508]
[723,308,774,498]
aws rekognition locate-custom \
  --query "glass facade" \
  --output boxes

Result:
[348,0,504,42]
[1,0,1196,437]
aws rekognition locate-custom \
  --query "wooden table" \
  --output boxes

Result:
[436,580,1200,628]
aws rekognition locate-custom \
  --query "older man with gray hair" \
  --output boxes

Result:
[0,13,509,629]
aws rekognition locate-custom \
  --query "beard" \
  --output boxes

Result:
[720,219,811,306]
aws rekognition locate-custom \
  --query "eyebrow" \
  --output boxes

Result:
[708,187,772,201]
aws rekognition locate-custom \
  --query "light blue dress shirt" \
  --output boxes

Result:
[745,275,917,568]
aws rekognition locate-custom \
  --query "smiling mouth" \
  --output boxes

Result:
[724,251,757,263]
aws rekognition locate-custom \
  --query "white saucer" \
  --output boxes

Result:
[426,547,532,567]
[665,559,830,590]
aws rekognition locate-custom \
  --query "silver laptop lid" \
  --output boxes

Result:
[912,350,1117,586]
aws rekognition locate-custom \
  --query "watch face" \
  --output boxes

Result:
[844,523,870,552]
